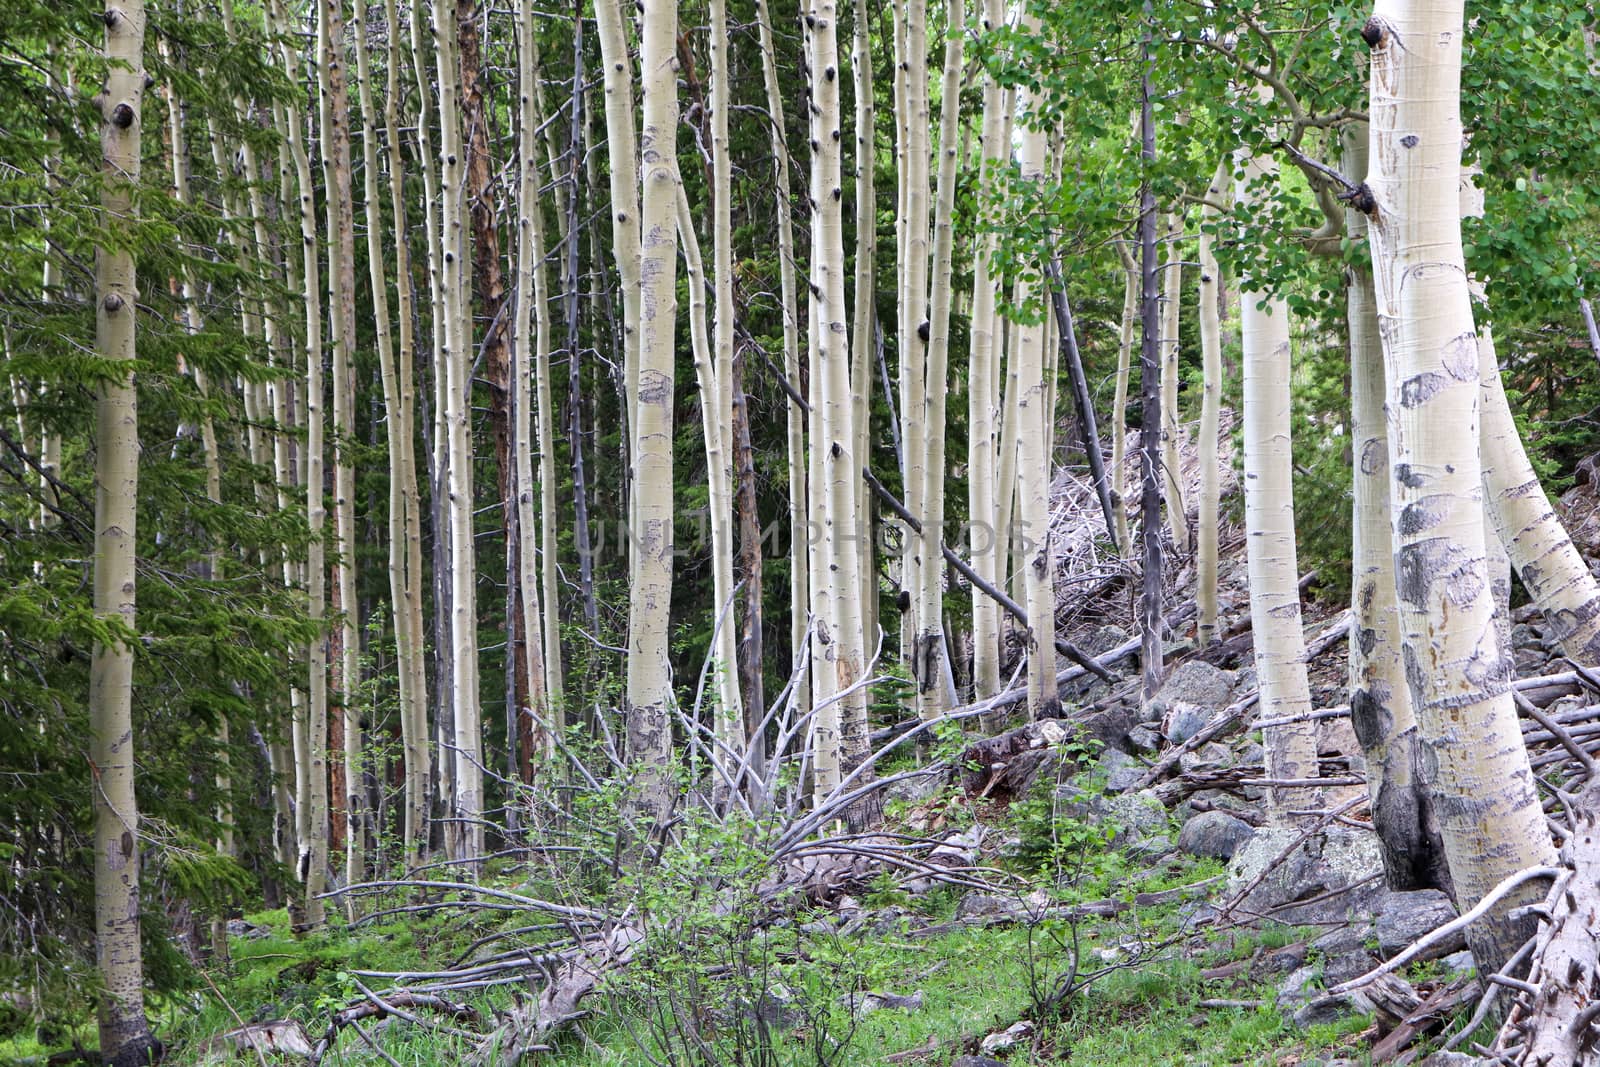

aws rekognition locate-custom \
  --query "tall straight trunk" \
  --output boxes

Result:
[810,0,872,798]
[898,0,931,663]
[1137,23,1163,701]
[1160,212,1189,554]
[91,2,157,1059]
[430,0,482,865]
[807,301,840,804]
[756,0,809,730]
[913,0,963,721]
[1236,144,1319,822]
[1361,0,1556,972]
[1110,245,1137,557]
[318,0,363,896]
[707,0,744,775]
[377,0,430,861]
[968,0,1006,709]
[625,0,682,830]
[850,0,878,666]
[267,0,330,928]
[1195,162,1225,648]
[513,0,555,763]
[1343,126,1444,891]
[731,345,766,795]
[1012,16,1059,721]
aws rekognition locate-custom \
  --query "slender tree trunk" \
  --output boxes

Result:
[1236,142,1320,822]
[1343,126,1446,891]
[1013,13,1059,721]
[1361,0,1556,972]
[914,0,963,721]
[851,0,878,670]
[318,0,363,897]
[898,0,930,668]
[1111,245,1137,558]
[91,2,157,1058]
[625,0,682,831]
[968,0,1006,713]
[1137,23,1164,701]
[1160,212,1190,554]
[756,0,810,736]
[375,0,430,863]
[1196,162,1226,648]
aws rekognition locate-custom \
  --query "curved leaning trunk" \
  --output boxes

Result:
[1343,128,1448,892]
[91,0,157,1058]
[1235,146,1320,822]
[1361,1,1555,972]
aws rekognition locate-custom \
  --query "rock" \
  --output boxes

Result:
[979,1019,1035,1053]
[1438,949,1476,980]
[884,766,952,806]
[952,1058,1008,1067]
[1081,703,1140,756]
[1178,810,1256,861]
[197,1021,314,1062]
[1163,701,1215,745]
[1155,660,1235,709]
[1179,742,1232,774]
[1421,1053,1485,1067]
[1139,697,1168,725]
[1276,964,1322,1008]
[1107,791,1171,853]
[1375,889,1462,959]
[1266,943,1308,973]
[955,893,1019,921]
[1311,922,1373,960]
[1227,827,1384,925]
[838,989,923,1017]
[1291,993,1367,1030]
[1127,724,1162,752]
[1097,748,1146,793]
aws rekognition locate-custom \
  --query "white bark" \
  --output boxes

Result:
[1196,163,1227,648]
[1363,0,1556,970]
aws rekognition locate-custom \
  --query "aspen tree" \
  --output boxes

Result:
[915,0,963,721]
[431,0,483,864]
[378,0,431,858]
[708,0,745,773]
[513,0,554,762]
[968,0,1007,706]
[1012,14,1060,720]
[266,0,330,927]
[91,0,158,1058]
[626,0,683,827]
[318,0,363,892]
[851,0,878,658]
[1136,23,1163,700]
[1110,246,1137,558]
[1160,214,1189,554]
[755,0,809,725]
[897,0,931,658]
[1360,0,1556,970]
[810,0,872,794]
[1342,127,1443,889]
[1196,162,1226,648]
[1235,143,1319,820]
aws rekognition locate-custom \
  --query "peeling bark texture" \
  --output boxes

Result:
[1012,17,1060,722]
[1236,141,1320,823]
[1344,125,1447,892]
[1196,161,1226,649]
[1364,0,1556,973]
[625,0,681,834]
[91,2,157,1060]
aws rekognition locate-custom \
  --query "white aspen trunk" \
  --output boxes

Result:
[807,301,841,806]
[430,0,482,865]
[1362,0,1557,971]
[1110,245,1138,558]
[1343,125,1444,890]
[675,185,742,786]
[1236,143,1319,822]
[1160,213,1190,554]
[1012,32,1060,721]
[996,289,1023,610]
[968,0,1006,709]
[755,0,810,728]
[91,2,156,1058]
[1196,162,1226,648]
[378,0,430,861]
[625,0,681,828]
[513,0,553,764]
[850,0,878,658]
[266,0,330,927]
[318,0,363,894]
[708,0,745,775]
[914,0,963,721]
[898,0,931,663]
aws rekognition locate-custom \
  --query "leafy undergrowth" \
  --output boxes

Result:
[7,778,1401,1066]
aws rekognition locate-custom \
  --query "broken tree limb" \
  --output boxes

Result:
[862,464,1116,684]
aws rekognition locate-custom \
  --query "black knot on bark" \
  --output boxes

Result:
[832,187,842,200]
[111,102,135,129]
[103,292,125,313]
[896,590,911,614]
[825,66,836,81]
[917,320,930,342]
[143,73,156,90]
[830,441,843,458]
[1400,134,1418,148]
[805,13,816,26]
[1360,17,1384,47]
[1346,182,1378,216]
[102,7,121,26]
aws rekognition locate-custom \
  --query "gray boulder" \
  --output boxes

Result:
[1155,660,1235,709]
[1177,810,1256,861]
[1227,826,1384,925]
[1375,889,1462,959]
[1097,748,1147,793]
[1163,701,1215,745]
